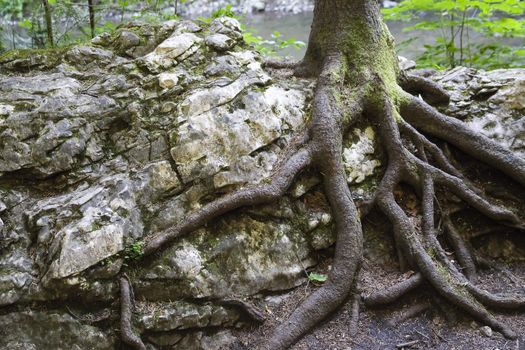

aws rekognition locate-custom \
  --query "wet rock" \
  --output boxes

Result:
[0,72,120,177]
[158,72,180,88]
[342,127,381,184]
[146,160,182,194]
[204,55,241,77]
[137,213,315,300]
[172,83,302,184]
[116,30,141,50]
[432,67,525,157]
[91,32,111,46]
[209,17,243,40]
[21,174,145,285]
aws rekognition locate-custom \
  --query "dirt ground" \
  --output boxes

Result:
[232,254,525,350]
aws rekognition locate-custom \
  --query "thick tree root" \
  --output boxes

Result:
[401,97,525,186]
[363,273,424,307]
[348,294,361,336]
[142,144,312,256]
[399,74,450,105]
[443,216,477,280]
[120,275,146,350]
[116,38,525,350]
[260,54,364,350]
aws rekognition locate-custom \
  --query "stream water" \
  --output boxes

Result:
[1,8,523,64]
[244,11,524,62]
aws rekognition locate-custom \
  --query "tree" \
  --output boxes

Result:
[42,0,54,47]
[88,0,96,38]
[118,1,525,349]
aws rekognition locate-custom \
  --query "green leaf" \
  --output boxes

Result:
[308,272,328,283]
[18,19,32,29]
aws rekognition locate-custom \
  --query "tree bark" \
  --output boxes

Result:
[88,0,96,39]
[302,0,397,78]
[42,0,53,47]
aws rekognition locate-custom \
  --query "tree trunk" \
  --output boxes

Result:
[42,0,53,47]
[88,0,95,39]
[302,0,398,81]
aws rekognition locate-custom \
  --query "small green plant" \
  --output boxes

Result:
[212,4,236,19]
[198,4,238,24]
[243,30,305,56]
[383,0,525,69]
[197,5,304,56]
[308,272,328,283]
[124,241,144,262]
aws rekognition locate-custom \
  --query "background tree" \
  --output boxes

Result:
[41,0,53,47]
[88,0,95,38]
[115,0,525,349]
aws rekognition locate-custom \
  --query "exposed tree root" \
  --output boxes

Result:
[348,294,361,336]
[121,76,524,347]
[401,97,525,186]
[399,73,450,105]
[259,53,364,350]
[142,142,313,256]
[220,298,266,323]
[443,216,477,280]
[363,273,424,307]
[115,1,525,348]
[120,274,146,350]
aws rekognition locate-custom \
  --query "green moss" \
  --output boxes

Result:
[0,47,68,67]
[333,15,413,115]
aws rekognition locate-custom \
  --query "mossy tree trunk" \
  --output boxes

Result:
[119,1,525,349]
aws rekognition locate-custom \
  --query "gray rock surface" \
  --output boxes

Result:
[0,18,523,349]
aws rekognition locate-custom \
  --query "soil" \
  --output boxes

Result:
[232,239,525,350]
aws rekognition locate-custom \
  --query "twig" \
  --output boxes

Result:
[396,339,419,348]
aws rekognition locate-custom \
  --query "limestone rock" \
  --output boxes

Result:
[0,311,115,349]
[205,33,236,51]
[432,67,525,157]
[138,301,239,331]
[143,32,203,71]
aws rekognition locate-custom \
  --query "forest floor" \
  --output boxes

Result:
[234,254,525,350]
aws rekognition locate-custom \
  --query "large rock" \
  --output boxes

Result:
[0,311,115,349]
[431,67,525,157]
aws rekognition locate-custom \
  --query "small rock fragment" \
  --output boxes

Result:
[480,326,493,337]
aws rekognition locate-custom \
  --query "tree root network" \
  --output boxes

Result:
[118,28,525,350]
